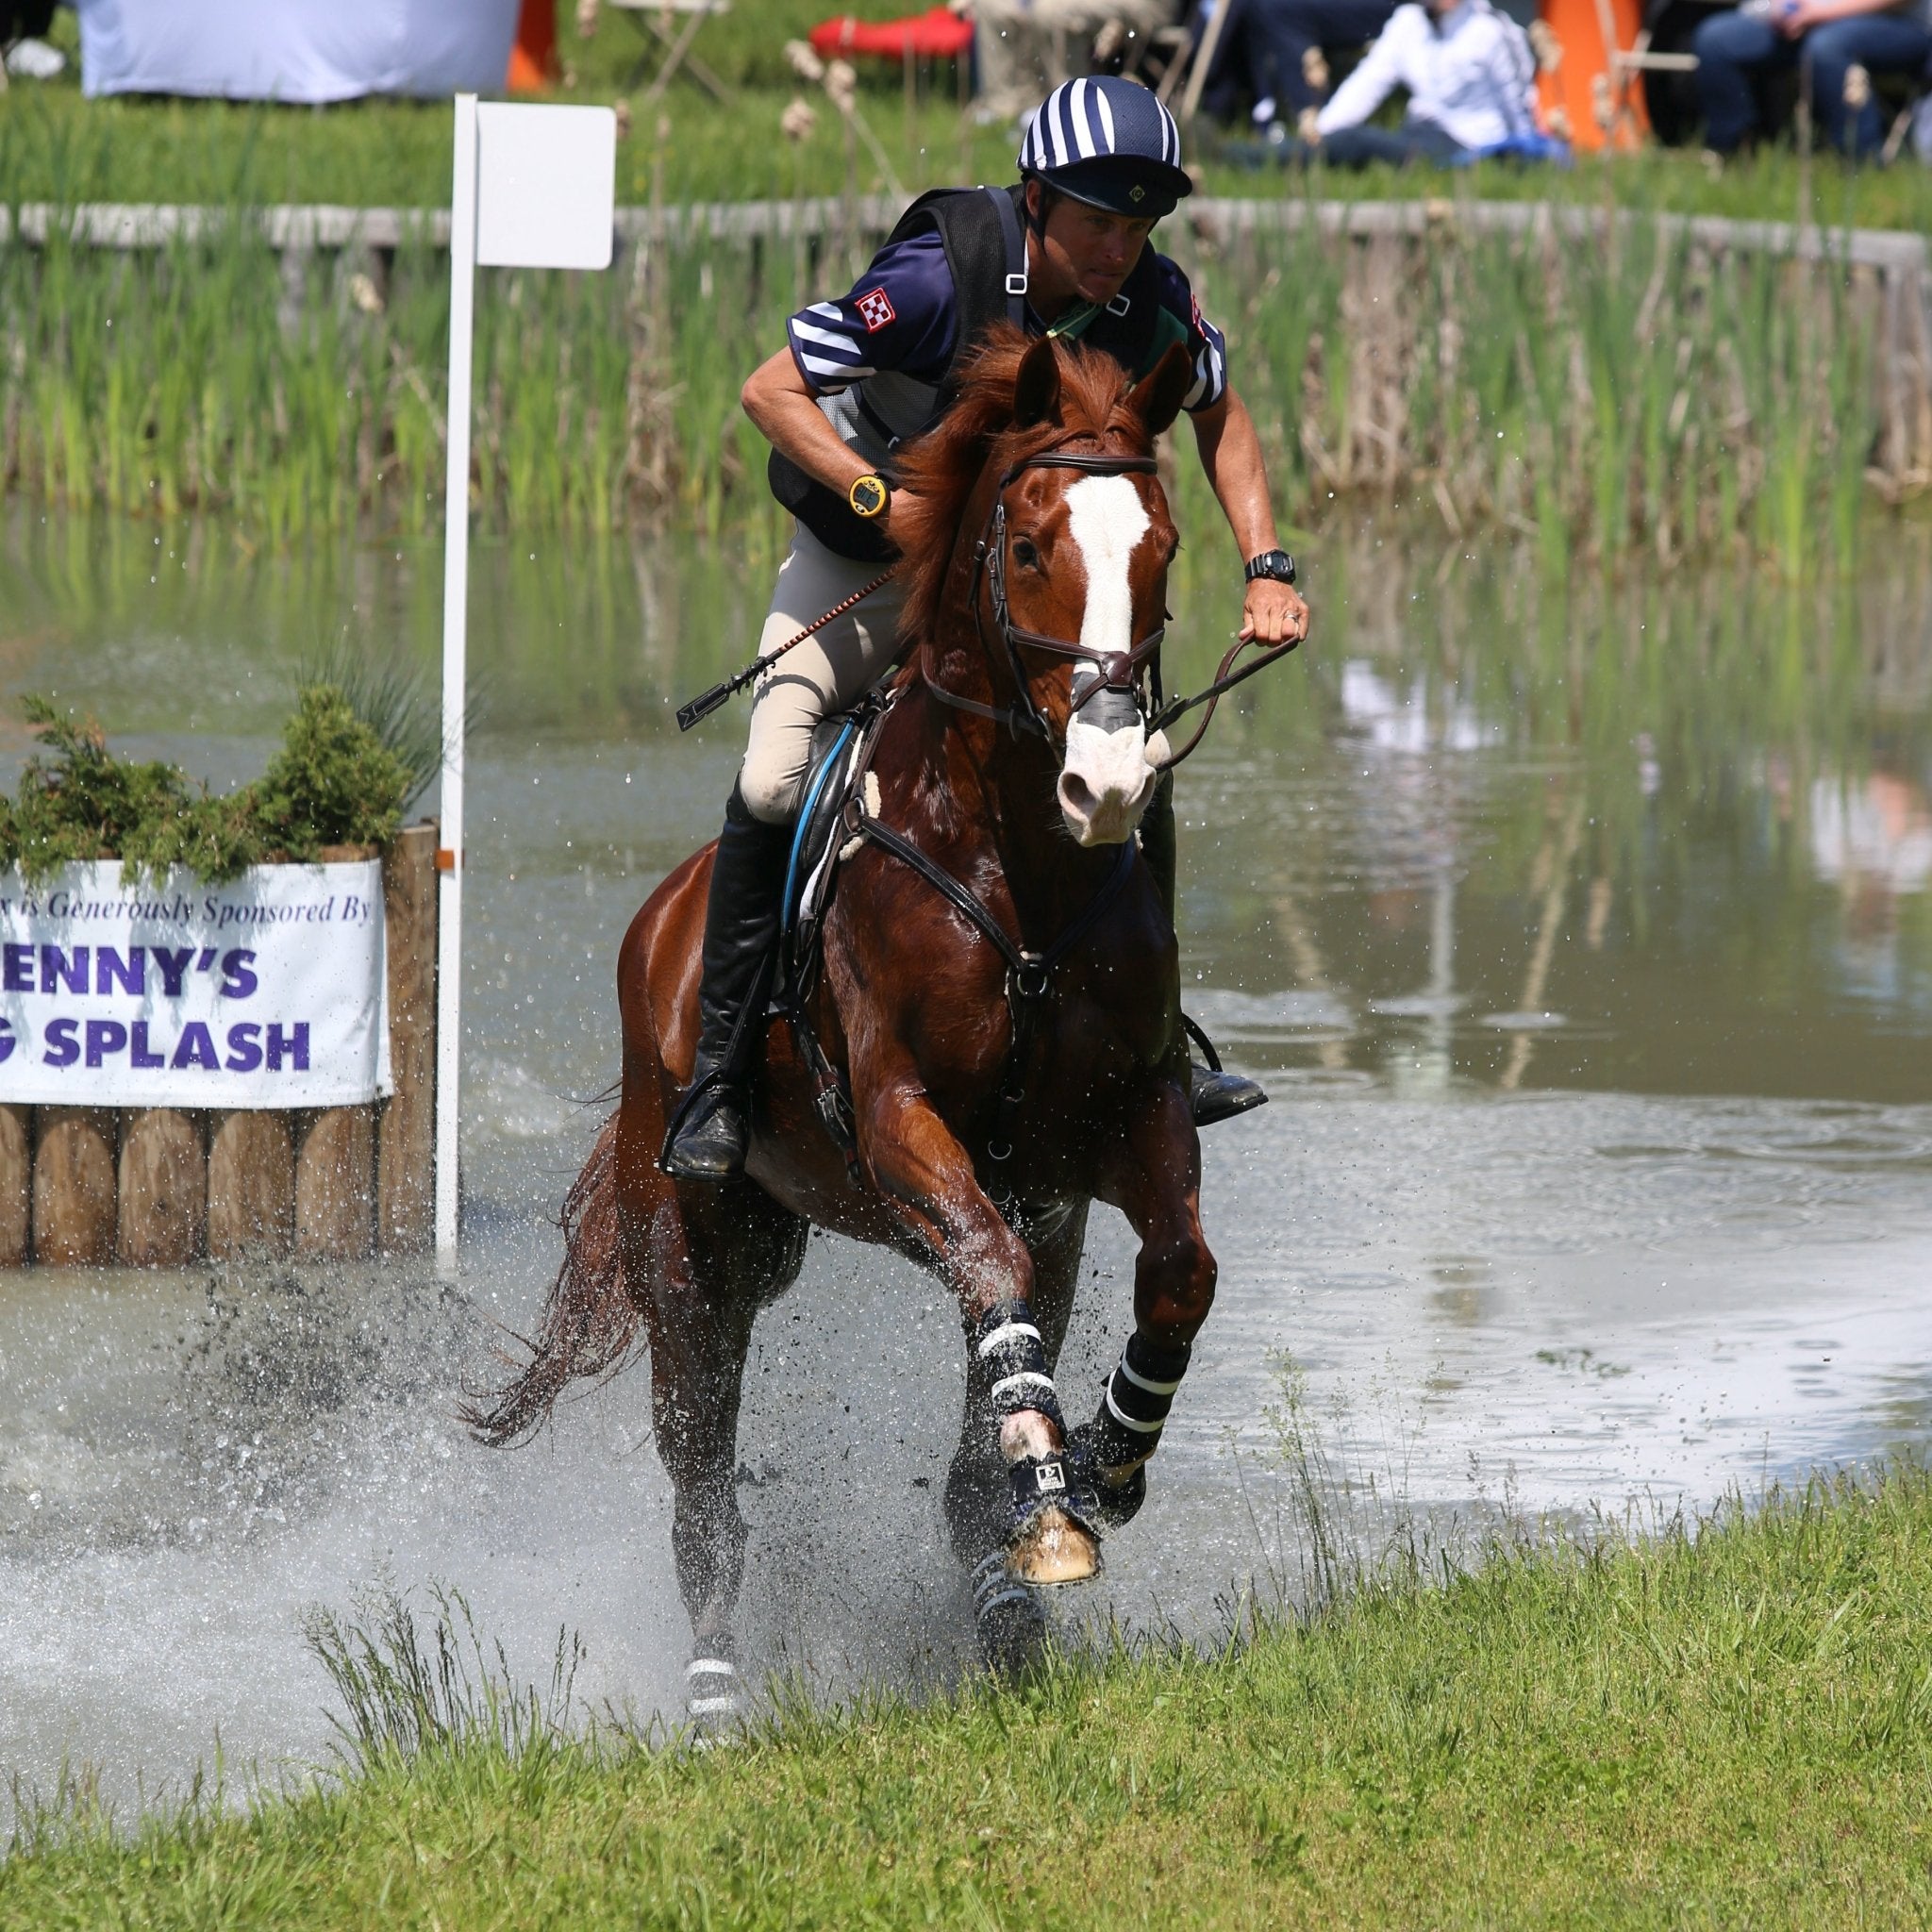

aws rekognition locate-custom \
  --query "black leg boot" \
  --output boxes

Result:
[659,783,792,1181]
[1141,775,1269,1129]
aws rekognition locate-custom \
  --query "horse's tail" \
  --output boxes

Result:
[462,1111,641,1447]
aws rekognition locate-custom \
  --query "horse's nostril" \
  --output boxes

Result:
[1058,772,1096,818]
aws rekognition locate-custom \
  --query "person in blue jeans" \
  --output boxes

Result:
[1694,0,1932,157]
[1196,0,1401,125]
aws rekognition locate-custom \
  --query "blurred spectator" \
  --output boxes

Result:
[1226,0,1543,164]
[2,0,64,78]
[972,0,1177,121]
[1693,0,1932,158]
[1195,0,1398,127]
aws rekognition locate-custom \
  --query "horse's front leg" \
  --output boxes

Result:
[1078,1076,1218,1525]
[855,1072,1102,1590]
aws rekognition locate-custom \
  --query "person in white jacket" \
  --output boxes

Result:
[1296,0,1541,164]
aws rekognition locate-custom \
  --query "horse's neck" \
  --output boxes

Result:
[899,649,1119,942]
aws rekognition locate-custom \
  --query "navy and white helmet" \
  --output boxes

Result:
[1018,77,1192,221]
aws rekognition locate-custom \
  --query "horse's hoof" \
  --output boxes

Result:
[1004,1452,1104,1583]
[972,1554,1049,1674]
[1008,1504,1102,1585]
[1090,1462,1148,1530]
[1067,1424,1150,1529]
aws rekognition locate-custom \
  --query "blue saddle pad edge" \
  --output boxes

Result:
[783,717,860,933]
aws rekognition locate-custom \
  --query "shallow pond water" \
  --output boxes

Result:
[1,511,1928,1807]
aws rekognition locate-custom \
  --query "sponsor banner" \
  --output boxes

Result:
[0,861,391,1108]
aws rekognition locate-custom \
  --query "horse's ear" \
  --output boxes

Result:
[1012,335,1063,429]
[1127,342,1193,441]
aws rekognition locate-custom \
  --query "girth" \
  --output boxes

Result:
[853,812,1137,1172]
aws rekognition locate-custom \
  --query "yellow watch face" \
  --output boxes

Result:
[848,474,889,520]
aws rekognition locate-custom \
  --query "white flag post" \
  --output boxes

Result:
[437,97,617,1271]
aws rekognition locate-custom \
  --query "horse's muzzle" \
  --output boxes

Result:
[1058,688,1158,846]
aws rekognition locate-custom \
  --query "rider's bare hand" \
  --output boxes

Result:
[1241,577,1308,648]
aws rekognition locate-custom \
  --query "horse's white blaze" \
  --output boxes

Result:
[1057,474,1159,846]
[1064,473,1148,657]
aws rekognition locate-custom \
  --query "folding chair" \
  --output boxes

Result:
[606,0,734,103]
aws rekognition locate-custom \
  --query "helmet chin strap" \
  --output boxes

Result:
[1023,179,1056,241]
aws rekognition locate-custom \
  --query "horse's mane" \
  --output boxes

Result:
[891,324,1154,650]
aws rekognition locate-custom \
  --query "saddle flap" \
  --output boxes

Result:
[782,691,894,951]
[785,716,861,934]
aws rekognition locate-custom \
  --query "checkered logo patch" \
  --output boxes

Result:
[856,286,896,332]
[1035,1461,1066,1493]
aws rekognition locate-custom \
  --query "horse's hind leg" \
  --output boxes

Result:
[635,1171,804,1732]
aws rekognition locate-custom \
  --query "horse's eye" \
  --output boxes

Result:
[1012,537,1041,570]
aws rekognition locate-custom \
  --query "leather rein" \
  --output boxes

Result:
[920,441,1300,771]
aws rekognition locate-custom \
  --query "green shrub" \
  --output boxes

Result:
[0,686,414,885]
[251,685,412,863]
[2,696,262,885]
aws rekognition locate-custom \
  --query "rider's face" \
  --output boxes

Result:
[1027,185,1156,307]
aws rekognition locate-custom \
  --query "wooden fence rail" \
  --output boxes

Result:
[1,193,1927,283]
[0,822,437,1267]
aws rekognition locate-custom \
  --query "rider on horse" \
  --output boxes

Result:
[663,76,1310,1184]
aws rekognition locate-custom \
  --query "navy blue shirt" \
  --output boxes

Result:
[787,226,1230,415]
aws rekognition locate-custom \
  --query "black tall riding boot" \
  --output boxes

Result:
[1141,775,1269,1128]
[659,783,792,1182]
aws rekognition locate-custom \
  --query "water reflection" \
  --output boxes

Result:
[0,512,1927,1800]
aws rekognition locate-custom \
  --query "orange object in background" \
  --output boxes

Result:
[508,0,558,92]
[1540,0,1651,147]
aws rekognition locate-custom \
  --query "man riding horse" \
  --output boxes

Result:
[661,76,1311,1184]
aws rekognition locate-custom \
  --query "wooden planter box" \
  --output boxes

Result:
[0,822,438,1267]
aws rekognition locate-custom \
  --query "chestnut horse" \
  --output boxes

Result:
[471,329,1218,1713]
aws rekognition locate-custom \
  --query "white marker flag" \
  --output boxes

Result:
[0,861,391,1108]
[475,103,617,271]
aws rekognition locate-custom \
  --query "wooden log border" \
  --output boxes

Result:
[0,820,438,1268]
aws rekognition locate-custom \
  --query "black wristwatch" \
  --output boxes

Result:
[1244,547,1297,586]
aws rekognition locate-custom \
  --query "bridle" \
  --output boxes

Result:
[923,445,1167,750]
[920,438,1306,773]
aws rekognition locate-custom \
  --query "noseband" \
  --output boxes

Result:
[924,447,1167,749]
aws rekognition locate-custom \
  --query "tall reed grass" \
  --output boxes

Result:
[0,207,1899,566]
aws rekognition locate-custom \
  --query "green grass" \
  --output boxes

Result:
[6,1464,1930,1926]
[5,1,1932,228]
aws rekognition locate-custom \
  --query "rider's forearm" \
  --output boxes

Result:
[1190,391,1281,564]
[741,346,874,498]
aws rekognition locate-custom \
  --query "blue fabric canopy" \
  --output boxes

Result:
[76,0,520,102]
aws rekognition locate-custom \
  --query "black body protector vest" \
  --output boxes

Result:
[770,183,1180,562]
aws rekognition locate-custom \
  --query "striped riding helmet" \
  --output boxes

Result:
[1018,76,1192,221]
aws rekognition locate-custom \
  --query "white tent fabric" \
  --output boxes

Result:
[75,0,522,102]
